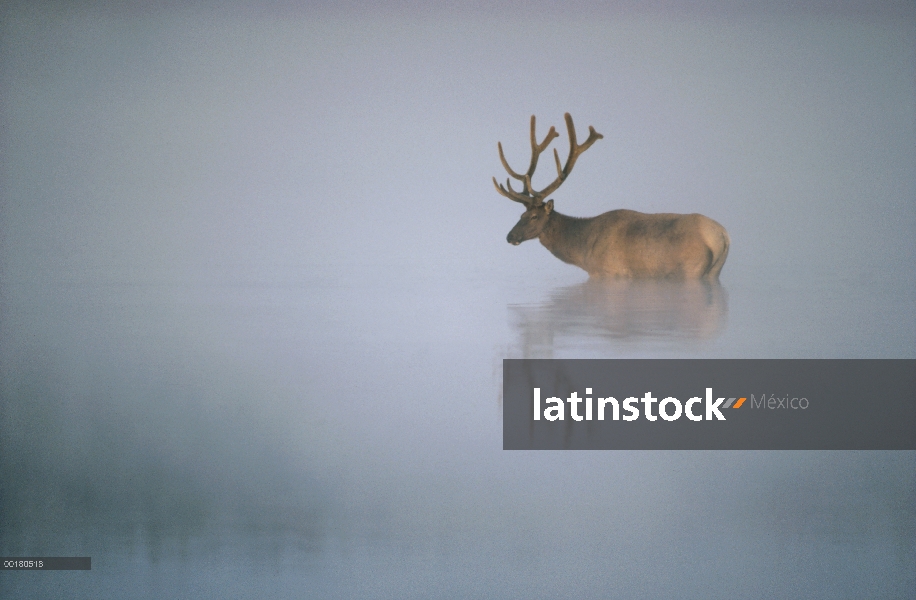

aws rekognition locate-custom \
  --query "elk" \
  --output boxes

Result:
[494,113,730,279]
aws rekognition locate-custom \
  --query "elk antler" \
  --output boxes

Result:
[493,113,603,206]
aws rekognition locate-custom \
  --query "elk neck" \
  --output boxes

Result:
[538,210,592,268]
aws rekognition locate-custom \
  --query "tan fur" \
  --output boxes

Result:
[536,209,730,279]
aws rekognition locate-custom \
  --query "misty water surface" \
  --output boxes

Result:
[3,261,914,598]
[2,3,915,599]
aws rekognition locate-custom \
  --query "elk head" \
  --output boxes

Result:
[506,199,554,245]
[494,113,603,245]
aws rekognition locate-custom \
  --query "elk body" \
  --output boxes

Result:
[494,113,730,279]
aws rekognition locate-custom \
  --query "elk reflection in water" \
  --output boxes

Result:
[509,278,728,357]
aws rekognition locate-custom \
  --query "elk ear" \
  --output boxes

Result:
[544,199,554,213]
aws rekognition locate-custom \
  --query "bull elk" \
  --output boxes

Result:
[494,113,730,279]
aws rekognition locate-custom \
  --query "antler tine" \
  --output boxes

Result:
[522,173,534,197]
[527,115,559,179]
[578,125,603,153]
[510,176,538,202]
[562,113,603,178]
[497,142,525,180]
[534,112,604,201]
[492,176,532,206]
[565,112,578,150]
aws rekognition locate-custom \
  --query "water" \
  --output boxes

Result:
[2,261,914,599]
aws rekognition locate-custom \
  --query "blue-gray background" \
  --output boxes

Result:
[2,1,914,598]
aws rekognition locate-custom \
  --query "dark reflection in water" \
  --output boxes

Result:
[510,279,728,357]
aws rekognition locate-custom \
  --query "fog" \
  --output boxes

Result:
[2,2,914,598]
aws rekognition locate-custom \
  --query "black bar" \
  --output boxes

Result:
[1,557,91,570]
